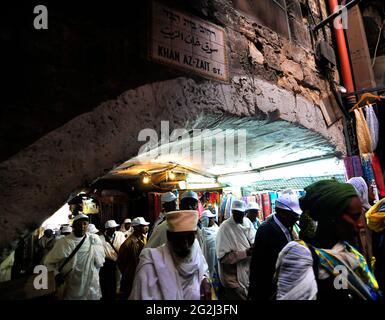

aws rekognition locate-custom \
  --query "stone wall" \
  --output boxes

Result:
[0,1,346,256]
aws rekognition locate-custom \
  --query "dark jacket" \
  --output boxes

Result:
[248,215,290,300]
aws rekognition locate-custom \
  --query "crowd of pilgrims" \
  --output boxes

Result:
[37,178,385,300]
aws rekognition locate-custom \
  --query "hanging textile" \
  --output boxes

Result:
[361,154,375,185]
[198,200,204,218]
[344,157,354,180]
[344,156,363,180]
[224,195,234,220]
[372,153,385,198]
[262,193,272,219]
[354,108,373,154]
[255,194,264,220]
[352,156,363,177]
[269,192,278,214]
[365,105,379,151]
[375,100,385,172]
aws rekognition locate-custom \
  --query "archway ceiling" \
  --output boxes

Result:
[104,114,337,179]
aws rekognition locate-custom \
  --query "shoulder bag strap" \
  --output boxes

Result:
[58,235,87,273]
[106,236,119,255]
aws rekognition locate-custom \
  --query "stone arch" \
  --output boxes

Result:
[0,76,345,257]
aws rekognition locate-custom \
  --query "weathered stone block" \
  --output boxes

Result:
[281,59,304,81]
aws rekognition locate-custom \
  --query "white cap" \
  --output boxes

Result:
[231,200,246,213]
[247,202,260,211]
[202,210,216,218]
[161,192,177,203]
[132,217,150,227]
[180,190,198,201]
[87,224,99,234]
[60,225,72,233]
[275,190,302,215]
[166,210,198,232]
[73,213,89,223]
[105,220,120,229]
[124,218,132,224]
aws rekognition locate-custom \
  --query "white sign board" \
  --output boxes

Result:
[149,2,229,82]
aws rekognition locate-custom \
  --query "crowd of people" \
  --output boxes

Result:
[37,179,385,300]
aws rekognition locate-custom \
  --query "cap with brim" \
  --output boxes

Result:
[87,224,99,234]
[180,191,198,201]
[73,213,89,223]
[275,190,302,215]
[131,217,150,227]
[161,192,177,203]
[105,220,120,229]
[166,210,198,232]
[231,200,246,213]
[202,210,216,218]
[247,202,260,211]
[124,218,132,224]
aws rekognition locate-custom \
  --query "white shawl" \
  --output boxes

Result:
[202,224,219,278]
[275,241,317,300]
[129,240,208,300]
[216,216,256,293]
[44,233,105,300]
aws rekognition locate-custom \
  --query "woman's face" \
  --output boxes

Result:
[337,196,363,242]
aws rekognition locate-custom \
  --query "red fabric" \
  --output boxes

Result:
[198,201,204,218]
[262,193,271,219]
[372,153,385,198]
[256,194,264,220]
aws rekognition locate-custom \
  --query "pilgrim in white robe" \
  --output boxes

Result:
[44,233,105,300]
[216,216,256,298]
[129,240,209,300]
[201,224,219,279]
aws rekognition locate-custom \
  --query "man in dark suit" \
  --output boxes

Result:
[248,190,302,300]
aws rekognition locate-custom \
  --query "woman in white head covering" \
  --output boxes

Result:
[347,177,371,211]
[347,177,373,263]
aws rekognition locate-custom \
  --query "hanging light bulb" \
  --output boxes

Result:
[143,175,150,184]
[141,172,151,184]
[169,171,176,180]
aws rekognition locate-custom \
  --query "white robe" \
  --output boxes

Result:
[275,241,317,300]
[100,231,126,261]
[201,224,219,278]
[145,220,168,248]
[129,240,208,300]
[44,233,105,300]
[216,216,256,295]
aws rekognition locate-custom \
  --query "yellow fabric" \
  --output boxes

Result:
[366,198,385,233]
[354,108,373,154]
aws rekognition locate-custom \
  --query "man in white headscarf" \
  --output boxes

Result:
[216,200,256,300]
[121,219,133,238]
[44,214,105,300]
[129,210,211,300]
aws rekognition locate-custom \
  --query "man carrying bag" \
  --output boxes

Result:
[44,214,105,300]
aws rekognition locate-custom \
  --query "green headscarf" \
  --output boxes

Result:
[300,180,358,222]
